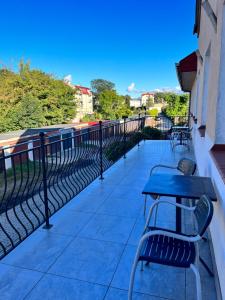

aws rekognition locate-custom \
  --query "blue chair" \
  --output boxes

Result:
[129,195,214,300]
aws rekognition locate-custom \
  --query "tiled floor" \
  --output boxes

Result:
[0,141,218,299]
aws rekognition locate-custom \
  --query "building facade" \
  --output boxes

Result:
[130,98,142,108]
[64,80,93,121]
[74,85,93,121]
[141,92,155,106]
[176,1,225,297]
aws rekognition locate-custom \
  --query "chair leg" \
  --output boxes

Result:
[190,264,202,300]
[128,259,139,300]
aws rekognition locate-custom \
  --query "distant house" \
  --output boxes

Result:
[64,80,94,121]
[130,98,142,108]
[141,92,155,106]
[74,85,93,120]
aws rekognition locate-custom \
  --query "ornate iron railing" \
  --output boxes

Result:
[0,116,145,258]
[145,115,189,135]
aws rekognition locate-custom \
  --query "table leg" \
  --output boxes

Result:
[176,196,182,233]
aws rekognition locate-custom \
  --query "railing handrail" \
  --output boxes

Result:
[0,115,145,152]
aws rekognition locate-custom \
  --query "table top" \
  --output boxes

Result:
[142,174,217,201]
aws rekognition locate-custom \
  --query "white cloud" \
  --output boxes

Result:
[127,82,147,94]
[154,88,163,93]
[64,74,72,83]
[127,82,135,92]
[153,86,183,94]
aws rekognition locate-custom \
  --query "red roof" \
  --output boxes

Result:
[176,51,197,92]
[177,52,197,73]
[74,85,91,95]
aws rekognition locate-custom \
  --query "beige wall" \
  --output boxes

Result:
[75,93,93,119]
[191,2,225,297]
[141,94,154,106]
[130,99,141,108]
[194,0,225,142]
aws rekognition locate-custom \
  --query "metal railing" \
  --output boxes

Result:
[145,115,189,136]
[0,116,145,258]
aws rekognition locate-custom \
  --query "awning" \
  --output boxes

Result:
[176,51,197,92]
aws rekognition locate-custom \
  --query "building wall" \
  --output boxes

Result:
[194,0,223,142]
[208,0,218,15]
[191,120,225,299]
[190,1,225,297]
[130,99,141,108]
[141,94,154,106]
[75,92,93,119]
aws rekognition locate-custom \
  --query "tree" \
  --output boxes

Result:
[0,62,76,132]
[162,93,189,117]
[124,94,131,107]
[91,79,115,94]
[154,92,166,103]
[98,90,131,120]
[146,97,154,109]
[147,108,158,117]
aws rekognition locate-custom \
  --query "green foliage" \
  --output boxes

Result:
[91,79,115,94]
[98,90,132,120]
[157,92,189,117]
[104,132,142,162]
[154,92,166,103]
[104,141,125,162]
[147,108,158,117]
[146,97,154,108]
[81,112,103,122]
[124,95,131,107]
[142,126,163,140]
[0,62,76,132]
[91,78,116,111]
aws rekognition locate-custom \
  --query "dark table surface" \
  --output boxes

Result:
[142,174,217,201]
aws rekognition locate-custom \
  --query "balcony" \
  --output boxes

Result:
[0,139,218,300]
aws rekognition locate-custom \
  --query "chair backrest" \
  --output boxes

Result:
[194,195,214,236]
[177,158,196,175]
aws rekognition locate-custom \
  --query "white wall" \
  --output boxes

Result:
[192,120,225,299]
[215,5,225,143]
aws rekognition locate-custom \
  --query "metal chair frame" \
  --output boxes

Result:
[129,196,213,300]
[170,129,191,151]
[143,158,196,216]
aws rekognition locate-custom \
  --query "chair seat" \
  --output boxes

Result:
[139,233,196,268]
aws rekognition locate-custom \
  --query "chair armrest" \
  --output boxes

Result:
[150,164,177,176]
[144,200,195,232]
[141,230,201,243]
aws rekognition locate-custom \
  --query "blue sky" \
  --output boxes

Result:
[0,0,197,96]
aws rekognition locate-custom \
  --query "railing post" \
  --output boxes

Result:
[99,121,104,180]
[138,113,141,147]
[123,116,127,159]
[39,132,52,229]
[142,115,146,142]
